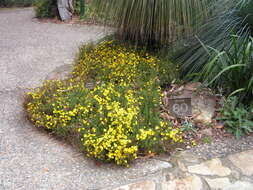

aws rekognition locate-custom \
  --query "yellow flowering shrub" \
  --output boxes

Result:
[72,41,160,84]
[25,40,183,166]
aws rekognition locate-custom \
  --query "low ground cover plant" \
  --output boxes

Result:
[218,96,253,139]
[25,41,183,166]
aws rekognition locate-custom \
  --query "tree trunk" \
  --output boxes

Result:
[57,0,74,21]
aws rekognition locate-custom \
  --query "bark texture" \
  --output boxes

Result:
[57,0,74,21]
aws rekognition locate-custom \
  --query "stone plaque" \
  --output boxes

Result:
[167,98,192,118]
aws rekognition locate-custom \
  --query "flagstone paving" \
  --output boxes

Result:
[114,150,253,190]
[1,7,253,190]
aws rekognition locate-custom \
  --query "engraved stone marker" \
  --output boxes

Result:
[163,82,216,123]
[167,98,192,118]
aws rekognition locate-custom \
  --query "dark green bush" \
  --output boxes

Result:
[156,56,180,87]
[34,0,58,18]
[0,0,35,7]
[239,0,253,29]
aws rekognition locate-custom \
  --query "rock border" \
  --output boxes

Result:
[112,149,253,190]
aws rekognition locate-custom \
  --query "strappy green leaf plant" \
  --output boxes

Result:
[175,0,253,77]
[197,36,253,103]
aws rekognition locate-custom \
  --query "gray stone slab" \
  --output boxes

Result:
[188,158,231,176]
[223,181,253,190]
[161,175,203,190]
[204,177,231,189]
[113,180,156,190]
[228,150,253,176]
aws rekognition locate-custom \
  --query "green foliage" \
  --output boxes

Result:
[80,82,182,165]
[181,120,197,134]
[73,1,114,23]
[25,41,183,166]
[34,0,58,18]
[202,136,212,144]
[92,0,215,45]
[73,40,179,86]
[0,0,35,7]
[238,0,253,29]
[74,0,82,16]
[196,36,253,103]
[175,0,252,76]
[218,96,253,139]
[157,56,180,87]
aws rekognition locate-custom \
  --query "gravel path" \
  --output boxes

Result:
[0,8,172,190]
[189,135,253,160]
[0,8,106,91]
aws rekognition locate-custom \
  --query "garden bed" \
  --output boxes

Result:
[25,41,183,166]
[25,39,252,167]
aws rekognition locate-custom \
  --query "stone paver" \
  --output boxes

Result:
[115,149,253,190]
[161,175,203,190]
[113,180,156,190]
[223,181,253,190]
[187,158,231,176]
[228,149,253,176]
[204,177,231,189]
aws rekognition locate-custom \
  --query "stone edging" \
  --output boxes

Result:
[111,149,253,190]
